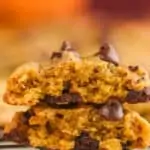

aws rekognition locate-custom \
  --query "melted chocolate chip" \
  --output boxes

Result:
[55,113,64,119]
[21,116,28,125]
[22,110,34,124]
[44,93,82,107]
[24,111,32,119]
[50,52,62,59]
[122,144,130,150]
[4,128,29,145]
[125,87,150,103]
[95,43,119,65]
[99,99,124,121]
[46,122,52,134]
[61,41,74,51]
[122,141,132,150]
[62,81,71,93]
[37,147,47,150]
[74,131,99,150]
[128,66,139,72]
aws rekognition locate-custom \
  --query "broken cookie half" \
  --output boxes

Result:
[4,104,150,150]
[3,42,150,106]
[3,42,150,150]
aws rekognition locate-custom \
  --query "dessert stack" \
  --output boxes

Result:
[3,42,150,150]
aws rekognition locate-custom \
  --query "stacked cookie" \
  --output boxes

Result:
[3,42,150,150]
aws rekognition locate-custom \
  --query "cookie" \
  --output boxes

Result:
[128,103,150,122]
[3,42,150,150]
[4,103,150,150]
[3,49,150,106]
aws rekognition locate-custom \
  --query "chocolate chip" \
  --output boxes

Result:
[93,68,99,73]
[95,43,119,65]
[55,113,64,119]
[125,91,139,103]
[128,66,139,72]
[125,87,150,103]
[22,110,34,124]
[122,141,132,150]
[99,99,124,121]
[46,122,52,134]
[80,131,90,137]
[44,93,82,106]
[4,128,29,145]
[74,131,99,150]
[21,116,28,124]
[125,141,132,146]
[60,41,74,51]
[62,81,71,93]
[50,52,62,59]
[37,147,47,150]
[122,144,130,150]
[24,111,32,119]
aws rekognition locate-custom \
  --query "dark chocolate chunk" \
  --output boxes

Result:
[44,93,82,106]
[37,147,48,150]
[60,41,74,51]
[46,122,52,134]
[122,141,132,150]
[74,131,99,150]
[122,144,130,150]
[22,110,34,124]
[21,115,28,124]
[95,43,119,65]
[24,111,32,119]
[62,81,71,93]
[51,103,79,109]
[125,87,150,103]
[4,128,29,145]
[50,52,62,59]
[128,66,139,72]
[125,141,132,146]
[99,99,124,121]
[55,113,64,119]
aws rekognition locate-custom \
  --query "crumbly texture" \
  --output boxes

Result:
[4,105,150,150]
[3,56,150,106]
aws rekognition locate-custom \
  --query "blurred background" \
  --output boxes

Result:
[0,0,150,125]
